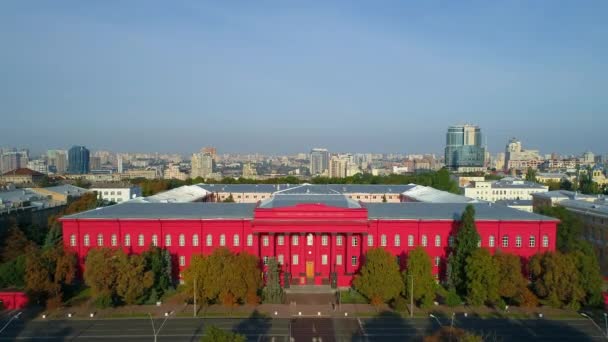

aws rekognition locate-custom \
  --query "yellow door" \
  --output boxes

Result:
[306,261,314,278]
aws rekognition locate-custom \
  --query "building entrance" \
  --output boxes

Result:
[306,261,314,278]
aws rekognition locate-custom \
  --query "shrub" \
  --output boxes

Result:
[94,295,114,309]
[391,296,409,312]
[517,287,539,308]
[445,289,462,307]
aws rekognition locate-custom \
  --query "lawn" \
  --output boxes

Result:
[338,289,369,304]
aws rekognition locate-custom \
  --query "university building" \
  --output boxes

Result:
[61,184,557,287]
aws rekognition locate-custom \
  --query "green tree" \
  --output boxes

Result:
[201,325,246,342]
[525,168,538,182]
[573,250,603,306]
[529,252,585,309]
[465,248,499,306]
[447,205,481,296]
[116,253,154,305]
[353,248,404,306]
[223,194,235,203]
[142,246,173,301]
[0,255,26,288]
[403,247,436,308]
[536,205,587,253]
[494,253,527,303]
[262,257,284,304]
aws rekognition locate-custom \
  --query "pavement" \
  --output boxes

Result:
[0,314,606,341]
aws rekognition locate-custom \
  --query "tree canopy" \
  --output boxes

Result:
[465,248,499,306]
[403,247,436,308]
[447,205,481,296]
[353,248,404,305]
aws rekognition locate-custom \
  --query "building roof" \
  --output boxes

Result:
[463,178,547,189]
[531,190,596,201]
[196,183,412,195]
[259,194,362,209]
[62,202,257,220]
[130,185,209,203]
[559,199,608,218]
[1,168,44,177]
[365,202,557,221]
[196,184,292,193]
[401,184,477,203]
[34,184,89,197]
[495,199,533,207]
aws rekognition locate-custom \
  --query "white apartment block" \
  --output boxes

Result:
[91,185,142,203]
[461,178,548,202]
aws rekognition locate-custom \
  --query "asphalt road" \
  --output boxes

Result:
[0,315,605,341]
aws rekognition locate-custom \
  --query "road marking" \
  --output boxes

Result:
[357,318,367,336]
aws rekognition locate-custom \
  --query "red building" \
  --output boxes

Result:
[61,189,557,287]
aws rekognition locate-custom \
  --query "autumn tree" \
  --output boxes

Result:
[403,247,436,308]
[262,257,283,304]
[142,246,173,301]
[465,248,499,306]
[447,205,480,296]
[494,253,527,303]
[353,248,404,306]
[25,245,77,307]
[2,223,34,262]
[529,252,585,309]
[116,253,154,305]
[84,248,121,307]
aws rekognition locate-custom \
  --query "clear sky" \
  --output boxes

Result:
[1,1,606,155]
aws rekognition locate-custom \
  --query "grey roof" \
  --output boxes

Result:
[365,202,557,221]
[559,199,608,218]
[490,179,547,189]
[197,183,414,195]
[401,184,477,203]
[37,184,89,196]
[531,190,596,200]
[62,202,256,220]
[196,184,291,193]
[259,194,362,209]
[495,199,533,206]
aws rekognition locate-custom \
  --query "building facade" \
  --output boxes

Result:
[444,125,485,172]
[310,148,330,176]
[62,187,557,287]
[191,152,213,179]
[462,179,548,202]
[91,185,142,203]
[68,146,90,174]
[504,138,542,172]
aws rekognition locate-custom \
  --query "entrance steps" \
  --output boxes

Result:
[285,285,335,294]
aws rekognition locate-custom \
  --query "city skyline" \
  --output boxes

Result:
[2,1,607,154]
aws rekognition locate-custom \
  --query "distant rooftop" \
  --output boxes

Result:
[35,184,89,197]
[130,185,209,203]
[531,190,597,200]
[495,199,533,206]
[259,194,361,209]
[559,199,608,217]
[401,184,477,203]
[2,168,44,177]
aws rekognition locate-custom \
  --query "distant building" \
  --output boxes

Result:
[536,172,568,184]
[461,178,548,202]
[0,168,45,185]
[91,184,142,203]
[310,148,330,176]
[444,125,485,172]
[581,151,595,167]
[163,164,188,181]
[67,146,90,174]
[27,159,48,175]
[47,150,68,174]
[31,184,89,205]
[329,155,348,178]
[0,150,28,174]
[493,152,505,171]
[242,163,257,179]
[504,138,542,172]
[122,169,158,180]
[89,157,102,171]
[117,154,123,173]
[191,152,213,179]
[201,147,217,160]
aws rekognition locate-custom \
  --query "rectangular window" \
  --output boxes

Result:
[322,234,328,246]
[179,256,186,266]
[367,235,373,247]
[435,235,441,247]
[336,235,343,246]
[220,234,226,246]
[322,254,328,265]
[502,236,509,247]
[352,236,358,247]
[394,234,400,247]
[292,235,299,246]
[351,256,358,266]
[111,234,117,246]
[381,235,387,246]
[263,256,269,265]
[278,254,284,265]
[263,236,269,247]
[529,236,536,248]
[247,234,253,246]
[292,254,299,265]
[434,256,440,266]
[233,234,240,246]
[336,254,343,265]
[408,235,414,247]
[277,235,284,246]
[206,234,212,246]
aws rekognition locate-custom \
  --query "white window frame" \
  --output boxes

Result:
[529,235,536,248]
[502,235,509,248]
[206,234,212,246]
[84,234,90,246]
[70,234,77,246]
[352,236,358,247]
[489,235,495,247]
[322,234,328,246]
[542,235,549,247]
[516,235,522,248]
[124,234,131,246]
[322,254,328,265]
[435,256,441,266]
[97,234,103,247]
[152,234,158,247]
[336,254,343,265]
[381,234,387,246]
[394,234,401,247]
[193,234,199,247]
[367,235,373,247]
[165,234,172,247]
[262,236,269,247]
[233,234,240,246]
[220,234,226,246]
[179,234,185,247]
[292,235,299,246]
[435,235,441,247]
[278,254,284,264]
[408,234,414,247]
[351,255,358,266]
[138,234,144,247]
[336,235,343,246]
[111,234,117,247]
[179,256,186,266]
[247,234,253,246]
[292,254,299,265]
[277,235,284,246]
[307,234,314,246]
[421,235,428,247]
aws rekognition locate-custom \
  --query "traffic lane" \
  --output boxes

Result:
[0,318,290,342]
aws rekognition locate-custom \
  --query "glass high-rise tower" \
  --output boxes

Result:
[444,125,485,171]
[67,145,90,174]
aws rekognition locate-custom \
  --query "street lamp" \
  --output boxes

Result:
[0,312,22,334]
[429,314,442,327]
[604,313,608,339]
[149,312,172,342]
[408,275,414,318]
[580,312,607,339]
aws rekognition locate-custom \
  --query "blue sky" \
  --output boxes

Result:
[1,1,606,155]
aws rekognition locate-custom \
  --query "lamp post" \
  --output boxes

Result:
[429,314,442,327]
[408,275,414,318]
[604,313,608,338]
[580,313,607,339]
[149,312,172,342]
[0,312,22,334]
[193,278,197,318]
